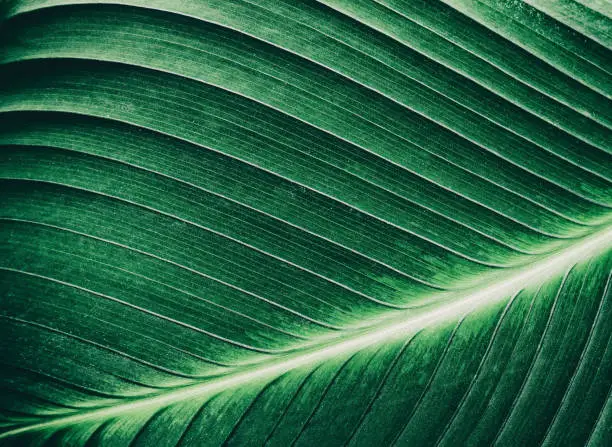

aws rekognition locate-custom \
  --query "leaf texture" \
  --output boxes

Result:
[0,0,611,445]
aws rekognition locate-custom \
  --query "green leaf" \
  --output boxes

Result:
[0,0,611,445]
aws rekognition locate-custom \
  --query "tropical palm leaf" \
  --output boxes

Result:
[0,0,611,445]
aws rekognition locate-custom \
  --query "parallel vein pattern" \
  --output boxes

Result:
[0,0,611,445]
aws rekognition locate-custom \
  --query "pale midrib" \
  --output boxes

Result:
[2,224,612,439]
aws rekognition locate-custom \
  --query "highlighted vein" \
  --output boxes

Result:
[2,224,611,439]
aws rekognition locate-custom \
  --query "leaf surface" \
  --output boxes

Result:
[0,0,611,445]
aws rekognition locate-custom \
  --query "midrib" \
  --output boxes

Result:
[3,223,612,439]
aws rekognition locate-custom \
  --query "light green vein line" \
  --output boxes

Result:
[1,224,610,440]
